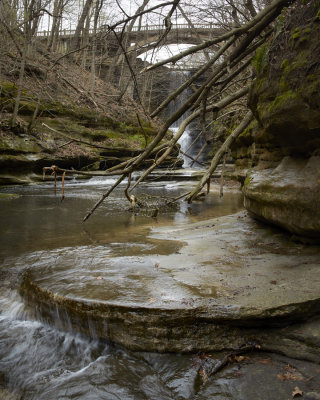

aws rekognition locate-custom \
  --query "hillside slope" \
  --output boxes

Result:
[0,50,178,184]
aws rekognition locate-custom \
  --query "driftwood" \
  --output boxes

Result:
[196,344,262,385]
[43,165,66,201]
[42,123,114,151]
[40,0,292,222]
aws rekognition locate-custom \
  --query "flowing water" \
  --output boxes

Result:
[168,70,206,169]
[0,176,246,400]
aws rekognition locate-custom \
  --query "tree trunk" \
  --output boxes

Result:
[11,41,28,127]
[70,0,93,52]
[47,0,63,51]
[90,0,103,96]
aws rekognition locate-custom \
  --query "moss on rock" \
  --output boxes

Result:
[237,0,320,237]
[0,193,20,200]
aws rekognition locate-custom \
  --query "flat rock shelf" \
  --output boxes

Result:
[20,212,320,352]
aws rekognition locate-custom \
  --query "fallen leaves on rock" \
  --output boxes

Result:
[277,365,305,381]
[292,386,303,397]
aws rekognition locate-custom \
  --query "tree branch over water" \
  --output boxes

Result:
[29,0,296,221]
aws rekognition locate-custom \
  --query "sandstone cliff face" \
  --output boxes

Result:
[232,0,320,238]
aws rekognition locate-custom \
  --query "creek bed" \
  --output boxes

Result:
[1,176,320,399]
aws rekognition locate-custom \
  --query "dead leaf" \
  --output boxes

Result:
[292,386,303,398]
[199,369,208,383]
[234,355,246,362]
[256,358,272,365]
[270,280,277,285]
[148,298,155,303]
[277,367,304,382]
[155,263,159,268]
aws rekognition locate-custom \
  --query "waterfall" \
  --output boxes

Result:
[168,71,205,168]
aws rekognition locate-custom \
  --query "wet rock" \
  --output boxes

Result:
[243,156,320,239]
[232,1,320,238]
[194,353,320,400]
[20,213,320,353]
[305,393,320,400]
[0,388,21,400]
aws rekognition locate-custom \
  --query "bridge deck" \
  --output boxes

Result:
[36,23,221,38]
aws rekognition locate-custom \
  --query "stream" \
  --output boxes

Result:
[0,175,243,399]
[1,176,320,399]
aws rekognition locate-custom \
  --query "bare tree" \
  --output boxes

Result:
[70,0,94,52]
[0,0,51,126]
[1,0,295,220]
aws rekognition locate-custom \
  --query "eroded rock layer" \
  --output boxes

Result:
[232,1,320,238]
[20,213,320,353]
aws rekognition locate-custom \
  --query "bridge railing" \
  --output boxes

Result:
[36,23,218,37]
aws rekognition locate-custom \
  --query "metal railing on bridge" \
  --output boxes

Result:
[36,23,219,38]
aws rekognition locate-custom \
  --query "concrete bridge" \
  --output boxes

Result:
[36,23,222,104]
[36,23,224,60]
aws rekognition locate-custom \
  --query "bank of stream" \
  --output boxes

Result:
[1,176,320,399]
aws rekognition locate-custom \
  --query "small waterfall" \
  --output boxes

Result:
[168,71,205,168]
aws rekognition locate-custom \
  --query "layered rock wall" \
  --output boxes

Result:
[232,0,320,238]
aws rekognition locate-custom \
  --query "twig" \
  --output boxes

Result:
[136,113,148,148]
[186,111,253,203]
[202,344,262,381]
[61,171,66,201]
[43,123,120,151]
[190,142,207,167]
[220,152,227,198]
[184,130,203,155]
[166,191,192,204]
[57,140,74,148]
[124,172,131,202]
[83,174,126,222]
[179,150,206,166]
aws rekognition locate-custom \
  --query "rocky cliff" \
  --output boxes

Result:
[232,0,320,239]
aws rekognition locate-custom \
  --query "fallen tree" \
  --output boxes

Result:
[39,0,295,221]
